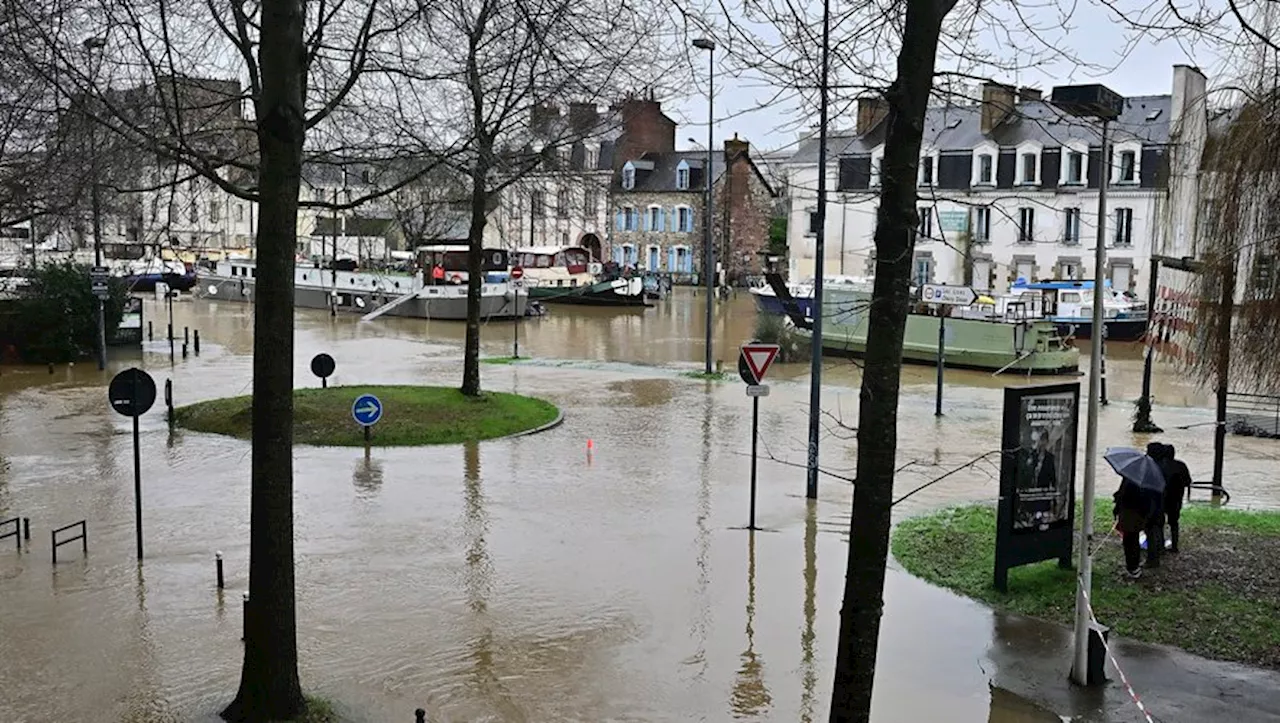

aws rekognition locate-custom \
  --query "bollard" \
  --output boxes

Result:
[47,362,54,375]
[182,342,188,359]
[148,321,153,341]
[165,379,174,426]
[241,591,249,642]
[415,709,426,723]
[216,551,225,589]
[23,517,29,541]
[168,322,173,342]
[184,326,190,346]
[194,329,200,355]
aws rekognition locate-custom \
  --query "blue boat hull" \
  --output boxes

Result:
[754,293,813,318]
[1052,318,1147,341]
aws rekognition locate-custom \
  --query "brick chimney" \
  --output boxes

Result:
[531,102,560,138]
[1017,87,1042,103]
[568,102,600,137]
[980,82,1016,134]
[723,133,749,161]
[611,92,675,167]
[856,96,889,135]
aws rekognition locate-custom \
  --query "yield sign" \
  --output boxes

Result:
[739,343,780,385]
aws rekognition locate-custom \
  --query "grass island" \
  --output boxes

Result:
[173,385,560,447]
[893,504,1280,669]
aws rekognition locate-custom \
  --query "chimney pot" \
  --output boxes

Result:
[856,96,889,136]
[981,82,1016,134]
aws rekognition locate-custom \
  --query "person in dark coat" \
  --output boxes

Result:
[1113,475,1153,579]
[1141,446,1166,568]
[1156,443,1193,552]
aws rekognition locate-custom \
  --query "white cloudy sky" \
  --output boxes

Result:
[662,0,1260,155]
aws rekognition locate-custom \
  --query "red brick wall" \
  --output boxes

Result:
[613,99,675,166]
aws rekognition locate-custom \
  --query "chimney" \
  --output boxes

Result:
[856,96,889,135]
[723,133,749,162]
[980,82,1016,134]
[531,102,560,138]
[568,102,600,137]
[1017,87,1042,103]
[1170,64,1207,133]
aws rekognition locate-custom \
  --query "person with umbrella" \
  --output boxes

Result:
[1150,442,1193,553]
[1106,447,1166,579]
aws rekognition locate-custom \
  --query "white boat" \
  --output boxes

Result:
[750,274,874,317]
[998,279,1148,341]
[195,258,525,321]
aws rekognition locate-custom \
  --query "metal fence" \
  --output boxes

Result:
[1226,391,1280,439]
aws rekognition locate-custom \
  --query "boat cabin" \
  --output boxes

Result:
[512,246,595,288]
[415,245,510,283]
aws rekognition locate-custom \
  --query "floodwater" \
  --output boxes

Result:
[1,289,1275,722]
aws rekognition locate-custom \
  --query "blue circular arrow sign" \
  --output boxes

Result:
[351,393,383,426]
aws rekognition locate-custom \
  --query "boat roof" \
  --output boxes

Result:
[1012,278,1111,290]
[415,244,469,252]
[514,245,588,256]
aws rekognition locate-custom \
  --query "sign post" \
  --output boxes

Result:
[351,393,383,449]
[739,342,780,530]
[108,367,157,560]
[310,353,336,388]
[921,284,977,416]
[510,266,525,359]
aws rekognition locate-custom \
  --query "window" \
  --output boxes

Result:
[1252,254,1276,292]
[973,206,991,243]
[807,210,820,235]
[1057,258,1081,280]
[676,161,691,190]
[621,164,636,190]
[150,198,160,223]
[531,191,545,217]
[557,189,570,218]
[209,201,220,223]
[1114,207,1133,246]
[646,206,663,231]
[916,207,933,241]
[677,206,694,233]
[361,169,371,184]
[1118,151,1136,183]
[1018,207,1035,243]
[236,204,245,222]
[919,156,935,186]
[1020,153,1038,184]
[1065,151,1084,184]
[912,254,934,286]
[624,206,639,231]
[1063,207,1081,245]
[584,187,598,215]
[977,154,993,185]
[188,203,198,224]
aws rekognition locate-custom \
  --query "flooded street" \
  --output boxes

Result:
[2,289,1276,722]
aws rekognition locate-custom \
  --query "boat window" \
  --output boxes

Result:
[1060,292,1080,303]
[536,254,552,268]
[563,248,589,267]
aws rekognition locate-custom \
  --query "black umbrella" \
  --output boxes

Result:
[1104,447,1165,492]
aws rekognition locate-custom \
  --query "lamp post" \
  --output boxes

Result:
[1051,83,1121,687]
[693,37,715,375]
[84,35,108,371]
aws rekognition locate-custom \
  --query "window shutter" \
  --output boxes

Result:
[658,207,667,231]
[668,248,676,270]
[642,210,650,232]
[612,246,623,264]
[615,211,624,231]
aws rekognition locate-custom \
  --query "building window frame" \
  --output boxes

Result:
[1063,207,1081,246]
[973,206,991,243]
[1018,206,1035,244]
[676,160,691,190]
[972,142,997,187]
[621,162,636,190]
[1114,207,1134,247]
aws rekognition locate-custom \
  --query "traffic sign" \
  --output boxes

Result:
[90,266,110,299]
[746,384,770,398]
[351,393,383,426]
[738,343,780,385]
[108,368,157,418]
[921,284,977,306]
[510,266,524,281]
[310,353,335,379]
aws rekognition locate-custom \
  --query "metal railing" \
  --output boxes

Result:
[51,521,87,564]
[1225,391,1280,439]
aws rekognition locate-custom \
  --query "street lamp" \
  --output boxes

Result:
[84,35,108,371]
[693,37,715,375]
[1050,82,1122,688]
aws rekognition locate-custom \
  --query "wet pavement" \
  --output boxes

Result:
[1,289,1278,722]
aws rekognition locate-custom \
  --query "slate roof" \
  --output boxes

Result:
[621,150,727,193]
[789,95,1174,164]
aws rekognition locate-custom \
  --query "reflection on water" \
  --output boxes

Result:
[800,500,819,723]
[351,452,383,497]
[730,531,772,718]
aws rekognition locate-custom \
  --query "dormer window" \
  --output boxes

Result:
[978,154,993,184]
[919,156,935,186]
[622,162,636,190]
[1020,153,1038,184]
[1066,151,1083,184]
[971,142,997,187]
[676,160,691,190]
[1119,151,1136,183]
[1110,142,1142,185]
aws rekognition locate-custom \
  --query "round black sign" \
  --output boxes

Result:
[737,354,758,385]
[108,368,157,418]
[310,353,336,379]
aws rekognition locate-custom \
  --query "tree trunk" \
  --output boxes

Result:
[460,152,490,397]
[827,1,956,721]
[221,0,306,718]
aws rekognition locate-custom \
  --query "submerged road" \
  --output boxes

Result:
[1,289,1276,722]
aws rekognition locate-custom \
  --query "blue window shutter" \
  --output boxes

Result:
[667,248,676,270]
[613,246,623,264]
[658,207,667,231]
[615,210,624,231]
[641,211,649,232]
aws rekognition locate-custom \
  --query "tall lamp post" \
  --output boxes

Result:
[692,37,715,375]
[1050,83,1121,687]
[84,35,108,371]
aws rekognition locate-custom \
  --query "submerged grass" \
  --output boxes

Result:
[174,385,559,447]
[893,504,1280,668]
[679,370,729,381]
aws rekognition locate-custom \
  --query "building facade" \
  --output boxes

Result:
[786,66,1210,296]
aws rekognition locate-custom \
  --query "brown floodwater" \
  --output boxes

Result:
[1,288,1273,722]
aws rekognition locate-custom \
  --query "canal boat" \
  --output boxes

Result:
[513,245,648,307]
[1002,279,1148,341]
[118,258,198,293]
[195,258,525,321]
[750,274,873,317]
[803,287,1079,375]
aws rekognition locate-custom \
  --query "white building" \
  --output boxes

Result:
[786,66,1211,296]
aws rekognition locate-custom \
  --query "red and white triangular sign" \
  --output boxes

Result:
[741,343,780,383]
